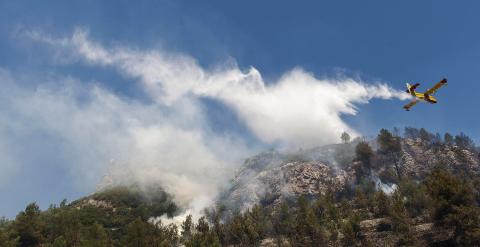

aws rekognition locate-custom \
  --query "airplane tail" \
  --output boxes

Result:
[406,83,419,96]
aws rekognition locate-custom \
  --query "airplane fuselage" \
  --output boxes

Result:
[414,92,437,104]
[406,83,438,104]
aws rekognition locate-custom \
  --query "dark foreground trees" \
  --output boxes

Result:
[1,170,479,247]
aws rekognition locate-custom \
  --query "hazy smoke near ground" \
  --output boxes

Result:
[1,28,411,222]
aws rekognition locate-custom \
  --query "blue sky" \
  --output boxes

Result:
[1,0,479,218]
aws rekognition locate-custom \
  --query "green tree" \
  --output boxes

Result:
[378,129,402,155]
[377,129,403,179]
[389,191,414,245]
[341,214,361,246]
[51,236,67,247]
[444,133,454,146]
[354,141,374,181]
[425,169,475,223]
[80,222,110,247]
[431,133,443,147]
[389,191,410,233]
[224,212,244,245]
[455,132,475,150]
[249,205,268,240]
[122,218,148,247]
[341,131,351,144]
[241,216,260,245]
[0,229,18,247]
[60,209,82,246]
[355,141,374,167]
[404,127,419,139]
[211,211,226,245]
[419,128,433,143]
[274,201,295,239]
[315,191,340,241]
[448,205,480,245]
[294,196,326,246]
[397,178,430,217]
[13,202,44,247]
[196,216,210,234]
[181,214,193,242]
[424,169,480,244]
[373,191,391,217]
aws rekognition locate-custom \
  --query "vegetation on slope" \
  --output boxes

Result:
[0,127,479,246]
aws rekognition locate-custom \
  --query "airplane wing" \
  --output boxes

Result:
[425,78,447,95]
[403,99,419,111]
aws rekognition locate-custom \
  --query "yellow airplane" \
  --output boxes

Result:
[403,78,448,111]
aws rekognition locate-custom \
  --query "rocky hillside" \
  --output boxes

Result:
[399,137,479,178]
[1,128,479,246]
[221,133,479,212]
[216,129,480,246]
[221,151,355,211]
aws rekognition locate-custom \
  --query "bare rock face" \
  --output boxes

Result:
[278,162,350,196]
[400,138,479,178]
[221,152,354,211]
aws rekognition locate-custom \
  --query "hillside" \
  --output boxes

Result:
[1,128,480,246]
[215,129,480,246]
[220,130,479,212]
[0,185,179,246]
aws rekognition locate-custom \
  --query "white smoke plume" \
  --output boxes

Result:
[28,28,410,147]
[1,28,411,222]
[0,70,234,208]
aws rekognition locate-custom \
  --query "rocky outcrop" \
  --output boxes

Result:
[74,198,114,210]
[222,138,479,212]
[221,152,355,210]
[400,138,479,179]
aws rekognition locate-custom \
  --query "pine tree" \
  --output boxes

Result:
[444,133,454,146]
[60,209,82,246]
[448,205,480,245]
[211,210,226,245]
[0,229,18,247]
[389,191,414,245]
[354,141,374,181]
[419,128,433,143]
[341,131,351,144]
[425,169,475,223]
[374,191,391,217]
[404,127,420,139]
[398,178,430,217]
[13,202,44,247]
[455,132,475,150]
[294,196,326,246]
[181,214,193,242]
[377,129,402,179]
[80,222,110,247]
[315,191,339,241]
[51,236,67,247]
[122,218,148,247]
[340,214,361,246]
[196,216,209,234]
[274,201,294,238]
